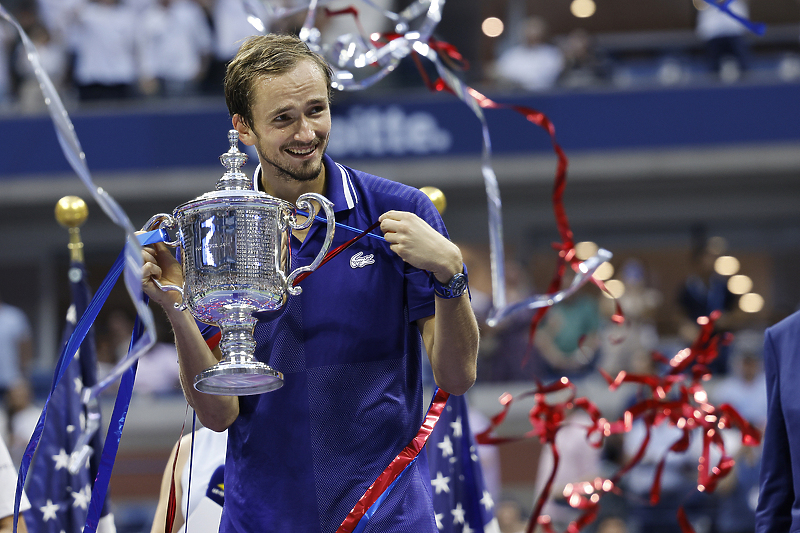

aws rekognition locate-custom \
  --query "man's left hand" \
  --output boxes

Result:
[379,210,462,282]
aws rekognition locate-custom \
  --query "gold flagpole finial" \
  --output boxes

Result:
[420,186,446,215]
[55,196,88,263]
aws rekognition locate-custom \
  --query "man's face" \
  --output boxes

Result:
[236,59,331,187]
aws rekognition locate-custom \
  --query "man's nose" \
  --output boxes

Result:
[294,116,315,142]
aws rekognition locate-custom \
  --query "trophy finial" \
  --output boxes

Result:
[217,129,251,190]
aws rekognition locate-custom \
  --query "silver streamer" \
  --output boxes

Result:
[0,3,157,469]
[252,0,611,326]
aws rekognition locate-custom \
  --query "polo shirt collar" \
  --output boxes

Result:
[251,154,359,214]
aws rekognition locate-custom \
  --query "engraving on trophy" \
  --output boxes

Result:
[142,130,336,396]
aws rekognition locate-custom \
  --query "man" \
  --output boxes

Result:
[756,312,800,531]
[0,437,29,533]
[141,33,479,532]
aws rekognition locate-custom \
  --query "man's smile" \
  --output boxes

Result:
[285,144,318,158]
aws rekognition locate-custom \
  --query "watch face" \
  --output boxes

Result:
[449,273,468,296]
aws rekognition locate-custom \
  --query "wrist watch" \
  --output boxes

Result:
[431,264,469,299]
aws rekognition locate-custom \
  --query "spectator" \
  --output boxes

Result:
[495,494,528,533]
[4,379,41,466]
[599,258,661,376]
[13,21,69,112]
[695,0,750,82]
[139,0,213,98]
[132,315,180,396]
[66,0,142,102]
[0,292,33,404]
[0,20,14,107]
[36,0,83,39]
[715,441,760,533]
[492,16,564,92]
[710,328,766,429]
[534,270,602,382]
[677,235,736,374]
[0,436,30,533]
[533,410,602,531]
[558,28,611,88]
[151,426,227,533]
[195,0,263,95]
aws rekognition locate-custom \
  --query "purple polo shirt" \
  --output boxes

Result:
[216,154,447,533]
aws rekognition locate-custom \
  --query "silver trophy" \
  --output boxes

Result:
[143,130,335,395]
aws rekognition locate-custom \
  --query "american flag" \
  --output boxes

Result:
[428,393,501,533]
[23,262,115,533]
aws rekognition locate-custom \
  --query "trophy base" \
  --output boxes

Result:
[194,361,284,396]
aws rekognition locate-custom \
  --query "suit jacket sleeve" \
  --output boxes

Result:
[755,326,794,532]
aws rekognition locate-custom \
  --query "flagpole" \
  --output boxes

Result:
[55,195,89,263]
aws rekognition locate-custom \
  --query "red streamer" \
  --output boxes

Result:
[336,389,450,533]
[476,312,761,533]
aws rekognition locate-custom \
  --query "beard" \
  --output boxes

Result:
[256,134,329,183]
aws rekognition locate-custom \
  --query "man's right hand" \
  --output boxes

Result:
[141,241,184,310]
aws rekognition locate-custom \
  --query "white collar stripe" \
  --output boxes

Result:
[337,162,357,209]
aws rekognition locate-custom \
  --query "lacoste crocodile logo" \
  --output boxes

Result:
[350,251,375,269]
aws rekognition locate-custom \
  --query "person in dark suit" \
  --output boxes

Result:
[755,310,800,531]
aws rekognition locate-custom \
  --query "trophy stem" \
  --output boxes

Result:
[194,310,284,395]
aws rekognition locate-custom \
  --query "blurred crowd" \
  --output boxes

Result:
[461,233,772,533]
[0,0,293,112]
[0,0,798,115]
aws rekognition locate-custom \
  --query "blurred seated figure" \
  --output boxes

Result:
[558,28,611,89]
[492,16,564,92]
[133,315,181,396]
[695,0,750,82]
[195,0,263,95]
[709,329,766,429]
[0,436,30,533]
[495,494,528,533]
[677,235,737,374]
[620,350,720,533]
[534,270,602,382]
[151,426,227,533]
[4,380,42,466]
[715,441,760,533]
[66,0,141,101]
[139,0,213,98]
[599,258,661,376]
[13,21,69,112]
[533,410,602,531]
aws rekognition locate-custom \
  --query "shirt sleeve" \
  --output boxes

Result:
[755,326,794,532]
[404,190,448,323]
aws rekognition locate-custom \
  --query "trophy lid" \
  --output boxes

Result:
[216,129,252,191]
[173,130,294,215]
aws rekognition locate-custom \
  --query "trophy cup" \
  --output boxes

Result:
[143,130,335,395]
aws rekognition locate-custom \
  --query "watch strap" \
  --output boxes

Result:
[431,264,469,299]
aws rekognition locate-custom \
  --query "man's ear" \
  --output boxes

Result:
[232,114,255,146]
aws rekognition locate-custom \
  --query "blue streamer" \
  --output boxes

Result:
[351,458,417,533]
[83,313,144,532]
[13,229,167,533]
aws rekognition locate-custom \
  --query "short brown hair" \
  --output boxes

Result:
[224,33,333,130]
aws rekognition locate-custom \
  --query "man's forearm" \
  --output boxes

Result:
[428,295,479,395]
[165,306,239,431]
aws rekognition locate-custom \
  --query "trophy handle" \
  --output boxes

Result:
[140,213,187,310]
[285,193,335,294]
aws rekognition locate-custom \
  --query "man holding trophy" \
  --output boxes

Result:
[141,33,480,532]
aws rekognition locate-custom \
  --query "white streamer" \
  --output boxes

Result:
[249,0,612,325]
[0,2,157,464]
